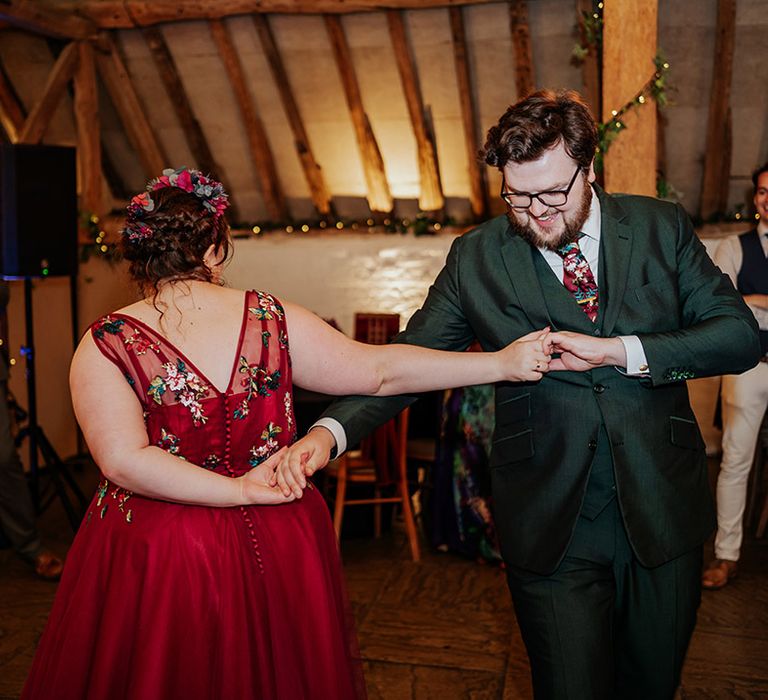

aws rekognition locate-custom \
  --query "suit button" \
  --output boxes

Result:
[588,439,597,450]
[593,384,605,394]
[593,328,601,336]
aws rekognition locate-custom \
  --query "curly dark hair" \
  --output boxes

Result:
[481,89,598,171]
[753,162,768,189]
[120,186,231,298]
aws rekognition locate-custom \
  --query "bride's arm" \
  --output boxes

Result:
[284,301,550,395]
[70,335,294,507]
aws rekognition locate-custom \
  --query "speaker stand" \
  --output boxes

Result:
[17,277,87,532]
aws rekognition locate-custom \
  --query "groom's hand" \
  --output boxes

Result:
[548,331,627,372]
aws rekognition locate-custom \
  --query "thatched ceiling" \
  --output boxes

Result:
[1,0,766,225]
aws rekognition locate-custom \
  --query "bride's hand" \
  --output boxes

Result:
[238,461,296,505]
[262,428,336,499]
[497,327,552,382]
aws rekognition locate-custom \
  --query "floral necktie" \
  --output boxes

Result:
[556,238,599,322]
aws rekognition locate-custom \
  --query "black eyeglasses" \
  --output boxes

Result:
[501,167,582,210]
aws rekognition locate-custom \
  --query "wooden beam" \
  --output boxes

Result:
[0,0,96,39]
[94,33,167,178]
[0,63,25,143]
[449,7,487,221]
[46,1,500,29]
[325,14,392,215]
[509,0,534,99]
[142,27,222,182]
[251,15,332,217]
[208,19,287,222]
[74,41,102,214]
[576,0,601,118]
[387,9,443,213]
[601,0,658,197]
[700,0,735,219]
[18,41,79,144]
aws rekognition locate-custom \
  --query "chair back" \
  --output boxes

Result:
[354,313,400,345]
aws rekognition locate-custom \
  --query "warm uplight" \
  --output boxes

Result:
[285,226,294,233]
[252,226,261,234]
[301,224,309,233]
[336,222,344,230]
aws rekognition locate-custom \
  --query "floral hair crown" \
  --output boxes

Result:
[123,167,230,244]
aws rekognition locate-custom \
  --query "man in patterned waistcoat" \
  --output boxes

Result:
[702,162,768,590]
[303,90,760,699]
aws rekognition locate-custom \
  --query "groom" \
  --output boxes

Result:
[308,90,759,698]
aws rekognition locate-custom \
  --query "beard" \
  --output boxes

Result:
[507,178,593,252]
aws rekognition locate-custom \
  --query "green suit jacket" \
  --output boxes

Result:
[322,187,760,574]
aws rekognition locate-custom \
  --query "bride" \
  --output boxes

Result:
[23,167,552,700]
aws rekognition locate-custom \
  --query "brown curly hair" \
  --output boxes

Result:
[120,186,231,299]
[481,89,598,171]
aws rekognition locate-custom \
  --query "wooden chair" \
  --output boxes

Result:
[353,312,400,345]
[327,407,420,562]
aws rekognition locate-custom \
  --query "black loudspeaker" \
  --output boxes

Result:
[0,144,78,278]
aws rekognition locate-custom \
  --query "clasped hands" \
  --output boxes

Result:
[257,328,628,500]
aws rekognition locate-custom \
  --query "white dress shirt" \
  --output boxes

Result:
[713,227,768,331]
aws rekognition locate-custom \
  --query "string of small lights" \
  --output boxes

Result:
[594,53,670,174]
[79,212,120,263]
[244,213,452,238]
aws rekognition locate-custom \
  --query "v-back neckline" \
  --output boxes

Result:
[111,291,251,396]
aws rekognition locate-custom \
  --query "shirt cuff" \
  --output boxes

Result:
[617,335,650,376]
[311,417,347,457]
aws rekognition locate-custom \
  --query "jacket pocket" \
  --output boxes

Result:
[670,416,703,450]
[490,428,534,468]
[634,282,675,303]
[495,393,531,433]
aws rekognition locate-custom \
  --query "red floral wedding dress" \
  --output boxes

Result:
[23,290,366,700]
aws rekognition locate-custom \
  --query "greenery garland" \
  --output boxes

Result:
[594,53,671,174]
[79,212,120,264]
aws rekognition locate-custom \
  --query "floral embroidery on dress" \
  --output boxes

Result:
[249,422,282,466]
[94,478,133,523]
[124,331,160,356]
[148,359,210,426]
[93,317,125,339]
[125,373,135,387]
[249,292,284,321]
[278,330,289,350]
[233,398,250,421]
[203,454,221,470]
[284,393,293,431]
[261,331,271,348]
[233,358,281,420]
[157,428,185,459]
[111,485,133,523]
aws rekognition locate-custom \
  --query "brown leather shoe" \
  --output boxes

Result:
[701,559,738,590]
[33,550,64,582]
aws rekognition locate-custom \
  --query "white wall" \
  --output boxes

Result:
[9,225,746,464]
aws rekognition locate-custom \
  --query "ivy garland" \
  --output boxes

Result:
[594,54,671,174]
[79,212,120,264]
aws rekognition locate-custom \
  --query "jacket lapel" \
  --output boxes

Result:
[596,187,633,338]
[500,229,554,330]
